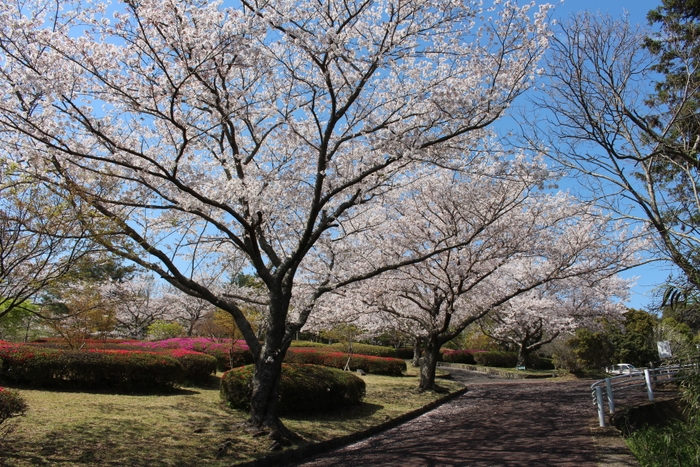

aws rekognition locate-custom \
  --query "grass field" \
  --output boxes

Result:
[0,367,463,466]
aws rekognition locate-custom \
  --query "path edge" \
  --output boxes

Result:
[231,386,470,467]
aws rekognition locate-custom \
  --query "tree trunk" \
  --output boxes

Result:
[248,346,285,434]
[516,344,528,368]
[412,337,422,367]
[418,336,442,391]
[245,294,301,445]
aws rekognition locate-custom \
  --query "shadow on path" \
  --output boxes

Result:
[292,377,634,467]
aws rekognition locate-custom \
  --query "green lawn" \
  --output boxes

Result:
[0,368,463,466]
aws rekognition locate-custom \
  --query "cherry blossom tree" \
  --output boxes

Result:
[109,275,169,339]
[308,159,642,390]
[157,284,216,337]
[479,274,630,368]
[0,0,553,440]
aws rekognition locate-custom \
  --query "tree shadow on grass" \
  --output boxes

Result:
[183,373,221,390]
[283,402,384,422]
[1,418,234,467]
[0,381,201,396]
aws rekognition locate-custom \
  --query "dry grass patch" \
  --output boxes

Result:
[0,368,463,466]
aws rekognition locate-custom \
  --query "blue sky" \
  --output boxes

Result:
[553,0,660,21]
[544,0,675,312]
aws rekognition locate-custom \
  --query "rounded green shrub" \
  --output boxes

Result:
[527,354,555,370]
[220,364,366,414]
[0,387,27,425]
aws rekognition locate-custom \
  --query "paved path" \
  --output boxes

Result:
[291,372,639,467]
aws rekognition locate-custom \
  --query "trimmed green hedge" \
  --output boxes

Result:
[473,351,519,368]
[441,349,482,365]
[0,346,184,392]
[26,340,223,379]
[284,348,406,376]
[289,340,328,348]
[168,349,217,384]
[328,343,398,358]
[395,347,415,359]
[304,342,413,359]
[19,341,218,385]
[208,346,254,371]
[220,364,366,414]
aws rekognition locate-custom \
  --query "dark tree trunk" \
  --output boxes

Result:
[248,345,292,440]
[418,335,442,391]
[517,344,528,368]
[244,292,301,445]
[412,337,422,367]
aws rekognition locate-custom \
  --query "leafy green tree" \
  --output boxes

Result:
[572,309,661,370]
[39,254,138,314]
[663,299,700,332]
[613,309,659,366]
[34,254,140,346]
[573,327,616,370]
[146,320,185,341]
[644,1,700,297]
[656,317,696,361]
[547,336,583,373]
[0,302,44,342]
[645,0,700,170]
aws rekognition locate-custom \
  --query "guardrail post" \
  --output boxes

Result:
[605,378,615,413]
[595,386,606,427]
[644,369,655,402]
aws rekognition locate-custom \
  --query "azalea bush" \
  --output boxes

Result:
[22,340,218,384]
[0,345,184,392]
[220,364,366,414]
[30,338,133,348]
[284,348,406,376]
[125,338,254,371]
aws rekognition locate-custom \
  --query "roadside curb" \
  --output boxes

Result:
[231,386,469,467]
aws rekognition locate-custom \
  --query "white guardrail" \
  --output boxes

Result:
[591,365,693,427]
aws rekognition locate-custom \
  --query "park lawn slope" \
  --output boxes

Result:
[0,368,463,466]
